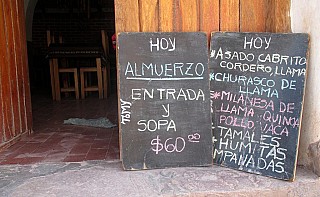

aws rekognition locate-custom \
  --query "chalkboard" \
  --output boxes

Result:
[118,32,212,170]
[209,32,309,181]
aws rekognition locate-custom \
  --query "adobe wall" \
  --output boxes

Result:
[291,0,320,176]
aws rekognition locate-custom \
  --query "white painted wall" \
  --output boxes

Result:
[291,0,320,167]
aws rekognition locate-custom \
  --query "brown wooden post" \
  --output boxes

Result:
[140,0,159,31]
[159,0,174,32]
[0,0,32,148]
[240,0,267,32]
[200,0,220,41]
[220,0,240,31]
[17,0,32,133]
[2,0,16,140]
[115,0,140,33]
[13,0,26,134]
[179,0,199,31]
[0,0,8,143]
[266,0,291,32]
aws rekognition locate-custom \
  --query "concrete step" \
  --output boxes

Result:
[0,161,319,196]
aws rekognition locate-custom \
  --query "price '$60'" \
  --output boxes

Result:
[150,133,201,154]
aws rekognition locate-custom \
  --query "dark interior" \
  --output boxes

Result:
[28,0,117,95]
[0,0,120,165]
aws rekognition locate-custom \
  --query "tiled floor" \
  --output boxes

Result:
[0,91,120,165]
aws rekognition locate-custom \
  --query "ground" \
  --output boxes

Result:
[0,161,320,196]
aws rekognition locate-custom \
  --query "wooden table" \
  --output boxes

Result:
[46,44,109,101]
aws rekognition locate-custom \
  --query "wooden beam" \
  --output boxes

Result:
[139,0,159,32]
[220,0,240,31]
[114,0,140,33]
[17,0,32,132]
[5,0,22,137]
[266,0,291,33]
[200,0,219,40]
[11,0,24,135]
[0,0,6,143]
[159,0,174,32]
[240,0,266,32]
[179,0,199,31]
[0,0,14,140]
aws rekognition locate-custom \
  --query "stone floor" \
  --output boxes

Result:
[0,91,120,165]
[0,161,319,197]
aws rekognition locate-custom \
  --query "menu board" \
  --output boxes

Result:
[209,32,309,180]
[118,32,212,170]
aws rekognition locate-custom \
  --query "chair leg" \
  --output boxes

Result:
[49,59,56,100]
[107,64,111,96]
[53,58,61,101]
[58,68,79,100]
[103,67,107,98]
[74,70,79,99]
[80,70,85,99]
[62,73,69,98]
[96,58,103,99]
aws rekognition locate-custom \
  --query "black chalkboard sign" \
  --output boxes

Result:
[209,32,309,181]
[118,32,212,170]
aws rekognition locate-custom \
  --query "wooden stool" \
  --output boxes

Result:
[80,66,107,99]
[58,68,80,99]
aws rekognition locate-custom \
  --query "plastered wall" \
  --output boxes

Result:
[291,0,320,176]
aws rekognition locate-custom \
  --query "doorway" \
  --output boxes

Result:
[0,0,119,165]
